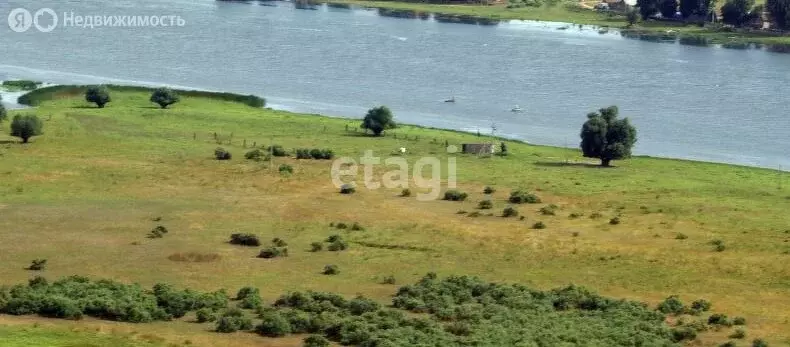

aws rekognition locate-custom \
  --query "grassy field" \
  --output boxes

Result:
[326,0,790,46]
[0,87,789,346]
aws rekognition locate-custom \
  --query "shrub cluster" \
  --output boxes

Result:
[509,190,541,204]
[540,204,559,216]
[477,200,493,209]
[340,184,356,194]
[322,265,340,275]
[502,206,519,218]
[216,308,254,332]
[443,190,468,201]
[267,145,288,157]
[295,148,335,160]
[244,149,270,162]
[0,277,227,323]
[230,233,261,247]
[214,147,232,160]
[148,225,168,238]
[279,164,294,174]
[28,259,47,271]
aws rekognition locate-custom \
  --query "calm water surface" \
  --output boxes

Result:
[1,0,788,169]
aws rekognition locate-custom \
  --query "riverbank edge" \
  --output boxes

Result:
[12,84,788,173]
[322,0,790,47]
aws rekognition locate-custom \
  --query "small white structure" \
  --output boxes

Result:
[399,147,406,154]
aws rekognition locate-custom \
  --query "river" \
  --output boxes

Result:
[2,0,788,169]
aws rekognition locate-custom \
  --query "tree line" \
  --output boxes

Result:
[634,0,790,28]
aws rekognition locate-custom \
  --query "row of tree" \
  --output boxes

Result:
[634,0,785,28]
[361,104,638,167]
[85,86,181,109]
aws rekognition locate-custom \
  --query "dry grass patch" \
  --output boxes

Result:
[167,252,221,263]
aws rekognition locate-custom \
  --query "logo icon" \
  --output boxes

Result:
[7,7,58,33]
[8,8,32,33]
[34,8,58,33]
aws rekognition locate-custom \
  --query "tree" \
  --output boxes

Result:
[680,0,713,18]
[0,101,7,123]
[150,88,180,109]
[579,106,637,167]
[659,0,679,17]
[722,0,757,25]
[361,106,396,136]
[85,86,111,108]
[10,114,43,143]
[766,0,790,28]
[637,0,660,18]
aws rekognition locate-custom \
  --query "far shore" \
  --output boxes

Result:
[321,0,790,48]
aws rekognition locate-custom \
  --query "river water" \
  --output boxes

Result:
[2,0,788,169]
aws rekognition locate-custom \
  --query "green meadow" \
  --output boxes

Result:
[0,87,788,346]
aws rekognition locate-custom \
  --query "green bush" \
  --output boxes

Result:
[350,222,364,231]
[323,265,340,275]
[657,295,685,315]
[719,342,737,347]
[532,221,546,229]
[2,80,41,90]
[477,200,493,209]
[609,217,621,225]
[214,147,232,160]
[245,149,268,161]
[540,204,558,216]
[279,164,294,175]
[195,308,216,323]
[340,184,356,194]
[150,88,180,109]
[229,233,260,246]
[216,315,253,333]
[676,233,689,240]
[267,145,288,157]
[730,328,746,339]
[85,86,111,108]
[296,148,312,159]
[671,327,697,342]
[335,223,348,229]
[272,238,288,247]
[708,313,732,326]
[326,234,342,243]
[255,311,292,337]
[303,335,330,347]
[443,190,468,201]
[733,316,747,325]
[752,338,768,347]
[509,190,541,204]
[148,225,168,238]
[28,259,47,271]
[328,240,348,252]
[691,299,712,312]
[10,114,43,143]
[400,188,411,197]
[310,242,323,252]
[483,186,496,194]
[502,207,518,218]
[258,247,288,259]
[236,287,260,300]
[381,275,396,285]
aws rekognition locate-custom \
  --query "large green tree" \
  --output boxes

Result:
[722,0,758,26]
[680,0,713,18]
[10,114,43,143]
[85,86,111,108]
[637,0,660,19]
[767,0,790,28]
[150,88,180,109]
[659,0,679,17]
[361,106,396,136]
[580,106,637,167]
[0,100,7,123]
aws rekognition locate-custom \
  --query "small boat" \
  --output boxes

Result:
[510,105,523,112]
[444,96,456,103]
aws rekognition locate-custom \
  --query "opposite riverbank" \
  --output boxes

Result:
[325,0,790,47]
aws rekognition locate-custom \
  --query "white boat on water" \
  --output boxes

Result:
[511,105,523,112]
